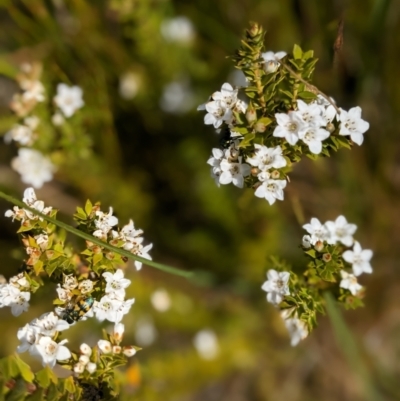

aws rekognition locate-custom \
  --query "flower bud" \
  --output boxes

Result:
[271,170,280,179]
[74,363,85,374]
[314,241,324,252]
[86,362,97,374]
[326,122,335,133]
[322,253,332,263]
[113,323,125,344]
[248,22,261,38]
[113,345,122,354]
[79,355,90,365]
[123,346,137,357]
[245,105,257,124]
[251,167,259,177]
[97,340,112,354]
[302,235,312,248]
[80,343,92,356]
[255,122,266,133]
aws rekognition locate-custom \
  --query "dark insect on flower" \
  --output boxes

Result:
[61,296,94,324]
[219,127,236,149]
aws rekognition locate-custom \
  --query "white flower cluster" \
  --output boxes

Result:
[53,83,84,120]
[274,98,369,152]
[93,269,135,323]
[198,83,247,129]
[17,312,71,367]
[5,115,40,146]
[207,140,288,205]
[0,273,31,316]
[303,215,373,295]
[5,188,52,223]
[109,219,153,271]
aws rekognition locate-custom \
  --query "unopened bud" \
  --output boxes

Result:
[251,167,259,177]
[255,122,266,133]
[271,170,280,179]
[326,122,335,133]
[74,363,85,374]
[113,345,122,354]
[79,355,90,365]
[302,235,312,248]
[314,241,324,252]
[80,343,92,356]
[97,340,112,354]
[246,105,257,124]
[86,362,97,374]
[248,22,261,38]
[113,323,125,344]
[322,253,332,262]
[123,346,137,357]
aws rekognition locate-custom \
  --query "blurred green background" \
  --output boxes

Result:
[0,0,399,400]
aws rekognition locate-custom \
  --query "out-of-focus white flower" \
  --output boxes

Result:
[56,284,72,302]
[0,285,31,316]
[302,218,329,245]
[86,362,97,373]
[36,337,71,367]
[74,363,85,374]
[151,289,171,312]
[325,215,357,246]
[51,112,65,126]
[338,106,369,146]
[246,144,287,171]
[78,279,94,294]
[340,270,362,295]
[123,346,137,357]
[17,323,41,354]
[54,83,84,118]
[80,343,92,356]
[102,269,131,300]
[254,176,287,205]
[93,207,118,239]
[342,241,373,276]
[97,339,112,354]
[5,124,36,146]
[11,148,55,188]
[135,318,157,346]
[112,323,125,344]
[273,111,306,145]
[119,71,140,100]
[160,80,195,114]
[281,314,308,346]
[302,235,312,248]
[20,80,45,103]
[160,16,195,44]
[63,274,78,290]
[193,329,219,360]
[261,269,290,305]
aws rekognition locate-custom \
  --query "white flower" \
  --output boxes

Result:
[261,51,286,73]
[296,100,325,126]
[97,340,112,354]
[112,323,125,344]
[282,316,308,346]
[102,269,131,300]
[193,329,219,360]
[219,157,250,188]
[63,274,78,290]
[202,100,233,129]
[246,144,287,171]
[160,16,195,44]
[119,71,140,100]
[74,363,85,374]
[56,285,72,302]
[211,83,239,109]
[150,289,171,312]
[11,148,55,188]
[132,243,153,271]
[340,270,362,295]
[114,298,135,322]
[78,279,94,294]
[9,273,29,289]
[93,296,121,322]
[79,355,90,365]
[5,124,36,146]
[21,80,45,102]
[273,111,306,145]
[207,148,225,186]
[302,235,312,248]
[36,337,71,367]
[54,83,84,118]
[123,346,137,357]
[35,233,49,250]
[93,207,118,239]
[338,107,369,145]
[35,312,70,336]
[51,113,65,126]
[261,269,290,305]
[325,215,357,246]
[254,177,287,205]
[1,285,31,316]
[17,323,41,354]
[342,241,373,276]
[298,126,330,154]
[302,218,329,245]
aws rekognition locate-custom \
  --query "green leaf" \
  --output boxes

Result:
[14,356,34,383]
[0,356,20,380]
[297,91,317,100]
[256,117,272,126]
[302,50,314,59]
[238,133,255,148]
[35,367,57,389]
[304,249,316,258]
[93,252,103,266]
[84,199,93,216]
[293,44,303,59]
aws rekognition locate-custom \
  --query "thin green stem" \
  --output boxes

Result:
[0,191,192,278]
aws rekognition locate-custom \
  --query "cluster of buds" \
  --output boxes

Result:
[261,215,373,346]
[198,23,370,205]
